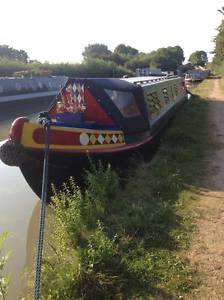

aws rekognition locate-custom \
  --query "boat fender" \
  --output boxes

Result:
[0,139,28,166]
[187,89,194,100]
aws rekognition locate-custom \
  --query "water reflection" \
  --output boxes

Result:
[0,97,58,299]
[0,141,39,299]
[0,113,40,299]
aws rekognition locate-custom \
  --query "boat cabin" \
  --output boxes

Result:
[48,78,149,135]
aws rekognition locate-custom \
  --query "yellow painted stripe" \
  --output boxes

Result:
[25,143,126,150]
[20,122,125,150]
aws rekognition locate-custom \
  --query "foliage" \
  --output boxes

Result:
[0,43,187,77]
[34,92,210,300]
[150,46,184,71]
[114,44,139,57]
[82,43,139,67]
[213,20,224,66]
[188,50,208,66]
[81,58,133,78]
[0,45,28,63]
[113,44,139,66]
[0,233,10,300]
[212,7,224,69]
[0,58,133,78]
[124,53,151,71]
[192,79,215,99]
[0,58,29,77]
[82,44,112,60]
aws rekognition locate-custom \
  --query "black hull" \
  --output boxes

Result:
[20,137,160,200]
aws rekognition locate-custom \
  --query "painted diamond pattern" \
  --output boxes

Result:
[79,132,124,146]
[118,134,124,143]
[98,134,105,144]
[73,83,84,104]
[112,135,118,143]
[105,134,112,143]
[89,134,97,144]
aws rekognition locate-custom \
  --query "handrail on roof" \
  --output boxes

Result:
[133,75,179,85]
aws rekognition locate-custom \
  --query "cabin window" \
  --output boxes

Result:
[105,89,141,118]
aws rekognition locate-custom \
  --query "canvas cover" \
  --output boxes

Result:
[48,78,150,134]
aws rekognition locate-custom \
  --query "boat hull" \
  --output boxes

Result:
[19,134,159,199]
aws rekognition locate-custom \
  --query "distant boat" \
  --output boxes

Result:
[185,69,209,82]
[0,76,187,198]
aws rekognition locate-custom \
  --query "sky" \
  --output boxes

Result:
[0,0,223,64]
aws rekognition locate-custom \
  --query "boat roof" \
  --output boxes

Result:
[122,76,178,86]
[86,77,136,90]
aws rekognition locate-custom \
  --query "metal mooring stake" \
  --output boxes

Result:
[34,121,51,300]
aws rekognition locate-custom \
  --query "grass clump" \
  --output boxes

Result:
[33,94,209,300]
[192,79,214,99]
[0,232,10,300]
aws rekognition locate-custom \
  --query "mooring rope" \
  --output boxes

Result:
[34,120,51,300]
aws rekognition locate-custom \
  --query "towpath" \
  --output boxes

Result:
[186,79,224,299]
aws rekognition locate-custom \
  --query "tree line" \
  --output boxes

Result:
[212,7,224,74]
[0,43,208,78]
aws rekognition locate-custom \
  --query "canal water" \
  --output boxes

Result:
[0,113,41,299]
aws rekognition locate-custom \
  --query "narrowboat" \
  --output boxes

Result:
[184,69,209,83]
[0,76,187,197]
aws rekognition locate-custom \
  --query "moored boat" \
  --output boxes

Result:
[184,69,209,83]
[0,76,187,197]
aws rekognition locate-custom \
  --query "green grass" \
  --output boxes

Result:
[218,77,224,92]
[192,79,214,99]
[0,232,10,300]
[25,92,210,300]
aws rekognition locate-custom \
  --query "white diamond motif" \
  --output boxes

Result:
[112,135,118,143]
[98,134,104,144]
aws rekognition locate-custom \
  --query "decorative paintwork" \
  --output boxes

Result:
[143,78,185,121]
[19,122,125,151]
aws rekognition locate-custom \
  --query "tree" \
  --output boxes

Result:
[82,44,112,60]
[109,52,127,65]
[114,44,138,56]
[124,53,151,71]
[213,20,224,65]
[188,50,208,66]
[149,46,185,71]
[0,45,29,62]
[169,46,185,65]
[112,44,139,66]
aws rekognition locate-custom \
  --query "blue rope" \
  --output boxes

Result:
[34,121,51,300]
